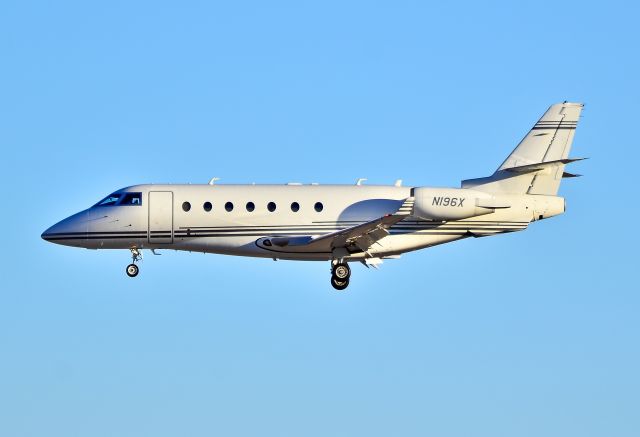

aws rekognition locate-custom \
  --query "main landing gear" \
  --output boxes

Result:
[126,248,142,278]
[331,261,351,290]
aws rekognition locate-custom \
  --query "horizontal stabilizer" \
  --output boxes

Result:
[562,171,582,178]
[504,157,586,173]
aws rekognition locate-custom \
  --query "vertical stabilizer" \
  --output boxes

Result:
[462,102,583,195]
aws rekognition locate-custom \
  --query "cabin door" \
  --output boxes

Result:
[148,191,173,244]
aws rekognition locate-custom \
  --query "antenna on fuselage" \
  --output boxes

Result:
[394,179,403,187]
[356,178,367,185]
[208,177,221,185]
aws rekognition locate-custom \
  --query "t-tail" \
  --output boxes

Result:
[462,102,584,195]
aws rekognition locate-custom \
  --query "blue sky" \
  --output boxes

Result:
[1,1,639,436]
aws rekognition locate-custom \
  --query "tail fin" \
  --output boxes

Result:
[462,102,584,195]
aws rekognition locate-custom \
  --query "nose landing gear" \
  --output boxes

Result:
[331,261,351,290]
[126,263,139,277]
[126,248,142,278]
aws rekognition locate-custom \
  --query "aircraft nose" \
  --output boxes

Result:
[41,222,66,242]
[41,225,55,241]
[41,211,89,246]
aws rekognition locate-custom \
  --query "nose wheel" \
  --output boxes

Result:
[126,263,139,277]
[331,261,351,290]
[126,248,142,278]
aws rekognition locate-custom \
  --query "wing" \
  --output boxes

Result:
[311,209,409,252]
[259,197,415,255]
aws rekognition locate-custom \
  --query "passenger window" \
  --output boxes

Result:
[246,202,255,212]
[203,202,212,212]
[120,192,142,206]
[96,194,121,206]
[291,202,300,212]
[182,202,191,212]
[267,202,276,212]
[225,202,234,212]
[314,202,323,212]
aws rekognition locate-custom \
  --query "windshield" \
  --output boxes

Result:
[96,193,122,206]
[94,192,142,207]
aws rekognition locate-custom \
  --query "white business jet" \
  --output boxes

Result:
[42,102,583,290]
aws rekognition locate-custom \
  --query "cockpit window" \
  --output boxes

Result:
[96,194,122,206]
[94,192,142,207]
[120,192,142,206]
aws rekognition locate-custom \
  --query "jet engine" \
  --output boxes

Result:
[412,187,503,221]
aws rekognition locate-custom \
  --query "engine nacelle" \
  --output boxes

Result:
[412,187,497,221]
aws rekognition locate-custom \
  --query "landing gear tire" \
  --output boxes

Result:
[331,276,349,291]
[126,263,139,278]
[332,263,351,280]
